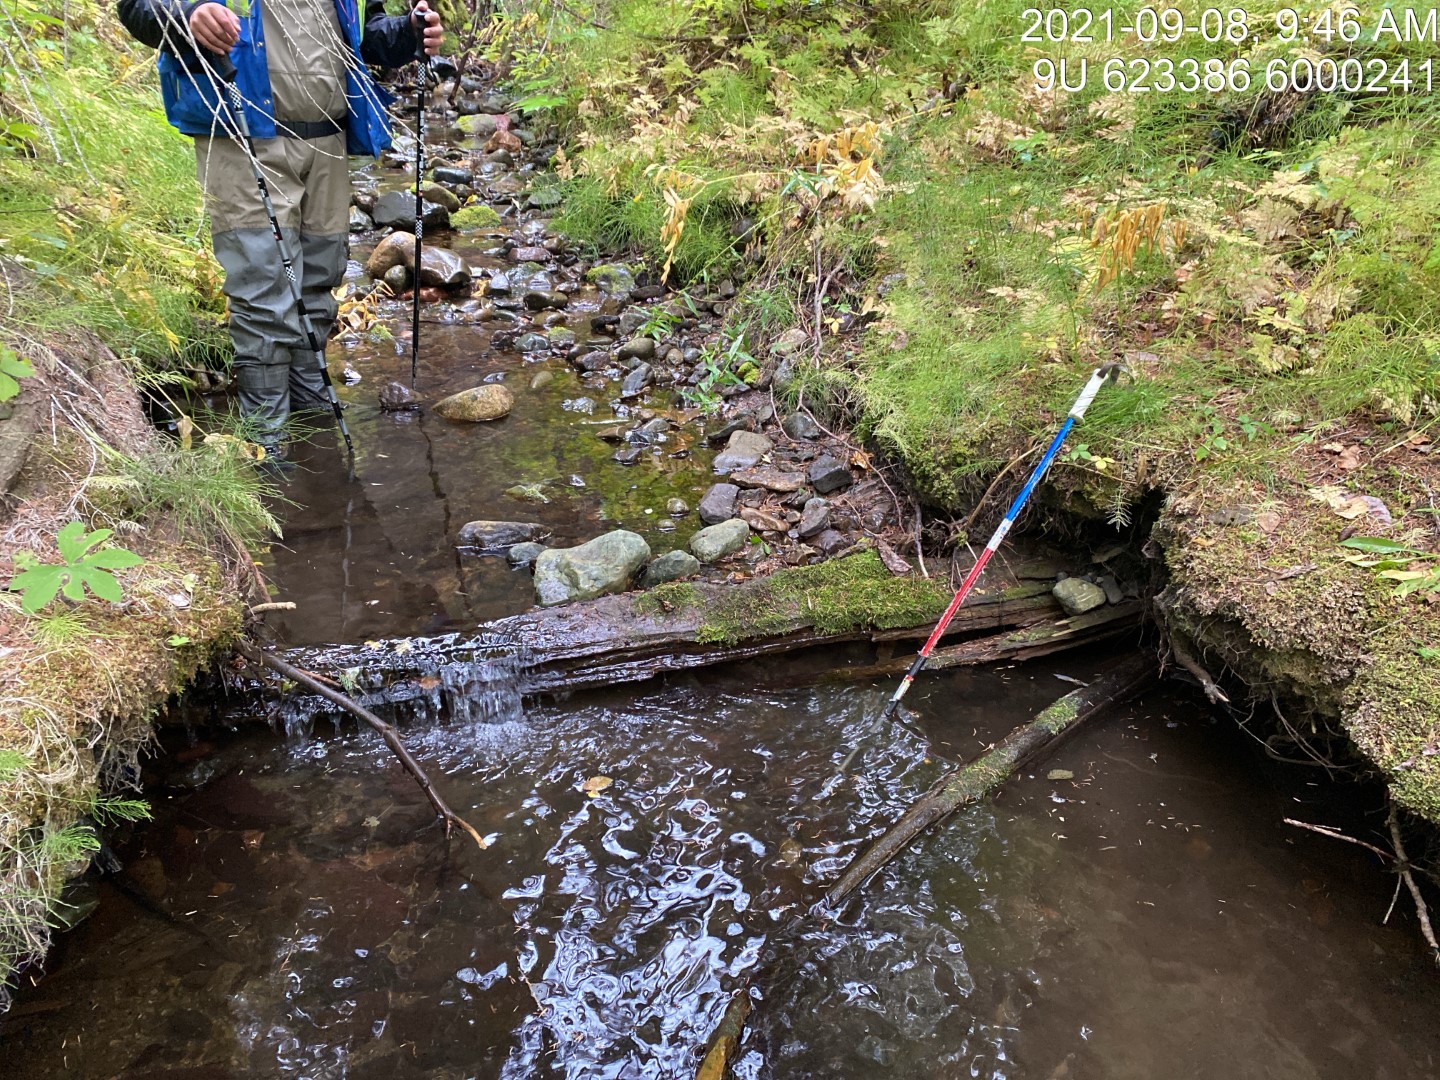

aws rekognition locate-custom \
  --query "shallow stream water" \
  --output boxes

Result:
[6,124,1440,1080]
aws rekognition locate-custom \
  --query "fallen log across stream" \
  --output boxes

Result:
[258,553,1141,718]
[695,652,1158,1079]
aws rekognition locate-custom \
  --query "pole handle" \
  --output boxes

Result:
[1067,362,1127,421]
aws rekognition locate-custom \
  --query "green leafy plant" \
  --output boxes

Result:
[8,521,145,613]
[1339,536,1440,598]
[638,306,682,340]
[685,329,754,414]
[0,343,34,401]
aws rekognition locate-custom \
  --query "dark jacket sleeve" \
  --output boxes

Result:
[116,0,217,68]
[360,0,420,69]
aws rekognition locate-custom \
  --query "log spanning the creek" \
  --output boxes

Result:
[695,652,1158,1079]
[274,552,1119,711]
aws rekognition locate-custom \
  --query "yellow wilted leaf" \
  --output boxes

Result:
[581,775,613,796]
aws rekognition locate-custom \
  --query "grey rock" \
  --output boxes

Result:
[383,264,411,292]
[378,380,421,411]
[432,165,474,186]
[713,429,772,474]
[808,454,853,494]
[455,112,499,138]
[486,272,512,295]
[620,363,654,398]
[1053,577,1108,616]
[458,520,549,552]
[781,413,820,440]
[587,263,637,300]
[573,350,609,373]
[510,246,551,263]
[525,188,563,211]
[1097,573,1125,606]
[434,384,514,422]
[613,447,642,465]
[561,396,596,415]
[797,497,830,538]
[772,357,795,392]
[690,518,750,563]
[618,309,649,338]
[770,326,809,357]
[422,182,461,214]
[547,327,577,349]
[642,550,701,588]
[348,206,374,232]
[698,483,739,524]
[475,91,511,114]
[507,541,546,568]
[617,337,657,362]
[417,247,470,287]
[530,370,554,390]
[666,497,689,517]
[534,530,651,606]
[514,332,550,353]
[812,529,850,556]
[372,190,449,231]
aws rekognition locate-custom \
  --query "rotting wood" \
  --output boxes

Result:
[696,653,1156,1079]
[268,574,1064,712]
[238,642,490,852]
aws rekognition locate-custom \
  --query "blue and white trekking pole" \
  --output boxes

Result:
[411,6,437,389]
[838,363,1124,772]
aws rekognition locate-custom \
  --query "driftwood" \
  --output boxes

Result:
[239,643,489,851]
[696,653,1157,1078]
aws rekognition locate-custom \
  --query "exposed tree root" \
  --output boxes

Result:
[238,642,489,852]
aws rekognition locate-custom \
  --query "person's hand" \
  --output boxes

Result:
[189,2,240,54]
[411,1,443,56]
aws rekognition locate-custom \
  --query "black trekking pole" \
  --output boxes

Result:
[411,13,435,389]
[211,55,355,460]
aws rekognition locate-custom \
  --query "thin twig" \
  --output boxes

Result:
[248,601,297,614]
[1388,802,1440,963]
[1282,818,1392,862]
[239,642,490,852]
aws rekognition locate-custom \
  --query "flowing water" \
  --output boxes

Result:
[6,133,1440,1079]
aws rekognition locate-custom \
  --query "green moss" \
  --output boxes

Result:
[632,581,703,616]
[451,204,503,232]
[695,551,951,645]
[1036,695,1081,735]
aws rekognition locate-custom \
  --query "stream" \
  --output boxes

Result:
[5,93,1440,1079]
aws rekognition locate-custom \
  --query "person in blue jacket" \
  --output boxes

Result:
[117,0,443,454]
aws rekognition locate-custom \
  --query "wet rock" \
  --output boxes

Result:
[365,230,413,277]
[704,413,756,445]
[383,263,411,292]
[638,417,671,435]
[485,271,511,295]
[587,263,637,301]
[434,384,514,422]
[378,381,422,411]
[349,206,374,232]
[642,550,700,588]
[547,327,577,350]
[432,164,474,187]
[475,90,511,114]
[417,247,470,287]
[562,396,596,415]
[613,447,641,465]
[666,497,689,517]
[530,370,554,390]
[507,541,546,568]
[372,191,449,231]
[781,412,820,440]
[1053,577,1107,616]
[454,112,500,138]
[713,430,772,474]
[422,182,461,213]
[515,332,549,353]
[573,350,609,373]
[458,520,549,552]
[452,204,503,232]
[617,337,657,362]
[698,483,739,524]
[534,530,651,605]
[620,363,654,398]
[523,289,567,311]
[808,454,853,494]
[770,326,809,357]
[798,497,830,538]
[740,506,789,533]
[352,189,377,214]
[1098,573,1125,605]
[618,309,649,338]
[510,245,551,263]
[730,466,806,493]
[812,528,850,556]
[690,518,750,563]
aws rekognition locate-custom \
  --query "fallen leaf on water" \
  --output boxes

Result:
[395,639,413,655]
[779,838,803,865]
[364,640,383,649]
[581,775,613,796]
[1047,769,1075,781]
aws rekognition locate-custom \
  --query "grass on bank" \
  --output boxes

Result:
[494,0,1440,817]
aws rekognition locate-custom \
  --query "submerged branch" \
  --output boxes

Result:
[238,642,489,852]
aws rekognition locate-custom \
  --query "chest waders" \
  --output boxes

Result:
[213,53,355,460]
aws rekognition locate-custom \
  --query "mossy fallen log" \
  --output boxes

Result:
[272,552,1066,711]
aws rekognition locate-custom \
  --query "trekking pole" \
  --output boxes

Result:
[836,363,1125,774]
[411,12,435,389]
[211,55,354,459]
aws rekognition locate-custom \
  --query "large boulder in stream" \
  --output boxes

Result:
[416,247,470,288]
[434,384,514,422]
[365,231,412,277]
[457,520,550,553]
[533,530,651,606]
[372,190,450,232]
[451,204,503,232]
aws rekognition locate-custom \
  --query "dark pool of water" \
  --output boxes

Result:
[5,654,1437,1079]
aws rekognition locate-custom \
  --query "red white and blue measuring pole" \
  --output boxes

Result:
[840,363,1123,771]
